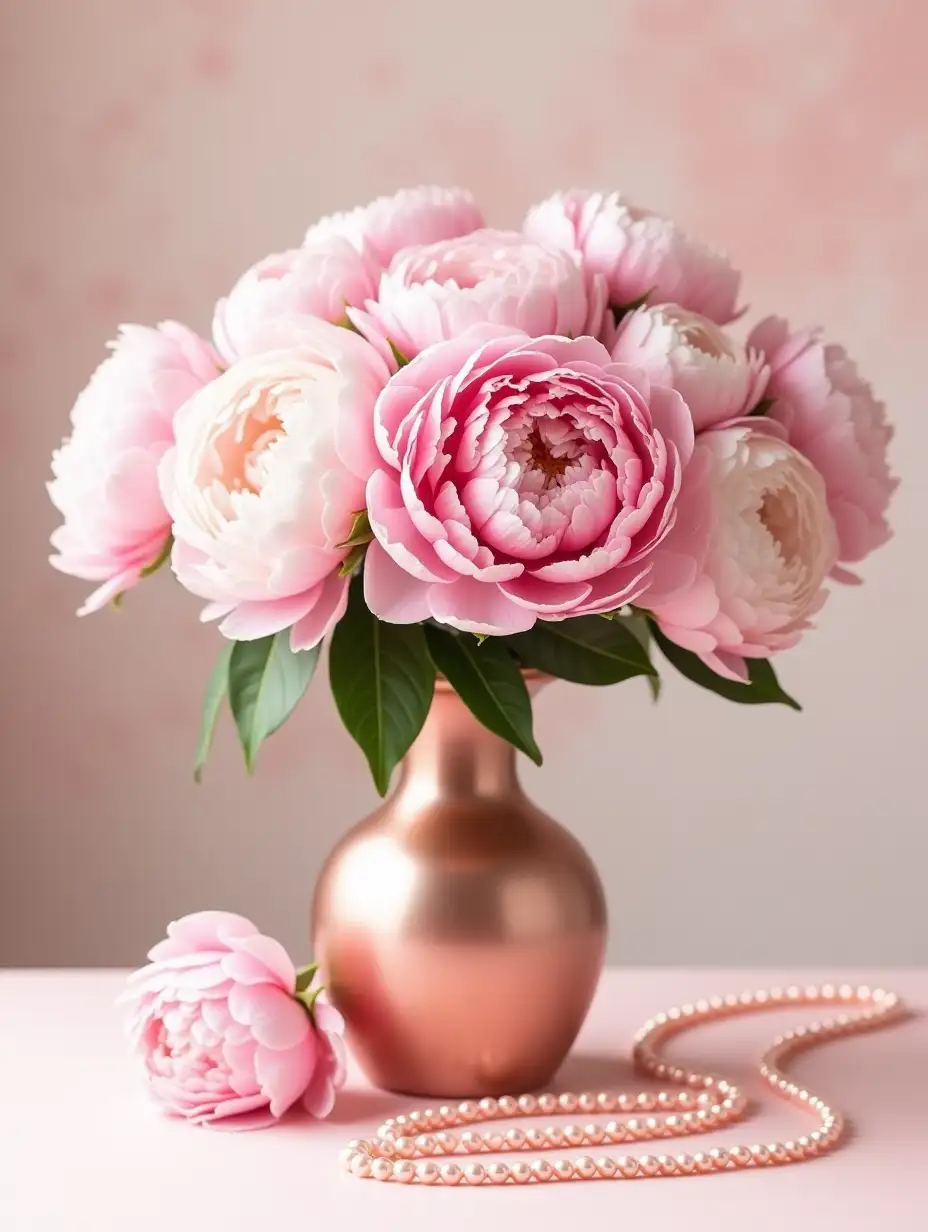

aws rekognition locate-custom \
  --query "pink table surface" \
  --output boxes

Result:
[1,968,925,1231]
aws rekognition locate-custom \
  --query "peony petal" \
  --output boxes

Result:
[289,569,349,650]
[255,1037,317,1118]
[218,590,321,641]
[231,933,297,992]
[363,539,433,623]
[428,577,538,636]
[165,911,258,949]
[226,983,310,1051]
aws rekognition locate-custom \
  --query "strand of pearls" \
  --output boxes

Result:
[340,983,905,1185]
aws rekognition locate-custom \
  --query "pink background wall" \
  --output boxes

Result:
[1,0,925,967]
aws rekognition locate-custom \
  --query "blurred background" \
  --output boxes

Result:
[1,0,925,968]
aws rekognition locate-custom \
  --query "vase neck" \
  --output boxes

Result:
[393,686,520,808]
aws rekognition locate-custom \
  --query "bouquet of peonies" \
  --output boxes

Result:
[49,186,896,791]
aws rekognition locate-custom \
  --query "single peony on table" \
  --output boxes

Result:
[49,185,896,789]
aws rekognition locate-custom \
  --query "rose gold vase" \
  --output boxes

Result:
[312,677,607,1097]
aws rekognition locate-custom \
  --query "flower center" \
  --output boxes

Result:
[213,391,284,495]
[527,425,570,486]
[759,487,801,564]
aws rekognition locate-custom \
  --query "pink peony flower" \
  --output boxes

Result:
[213,240,378,364]
[362,326,695,634]
[646,422,838,680]
[305,185,484,269]
[524,190,741,324]
[747,317,896,580]
[350,229,605,361]
[122,911,345,1129]
[49,322,221,615]
[161,316,392,647]
[611,304,768,432]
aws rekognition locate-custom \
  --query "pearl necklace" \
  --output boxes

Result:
[340,982,906,1185]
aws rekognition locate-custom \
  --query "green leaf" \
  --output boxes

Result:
[622,612,661,701]
[338,543,368,577]
[336,510,374,550]
[425,627,542,765]
[507,616,658,686]
[140,533,174,578]
[294,962,319,993]
[748,396,776,418]
[388,340,411,368]
[649,622,801,710]
[329,579,435,795]
[228,635,321,772]
[193,642,233,783]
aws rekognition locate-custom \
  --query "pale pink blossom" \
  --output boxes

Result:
[49,322,220,614]
[647,422,838,680]
[161,317,392,648]
[611,304,768,432]
[121,911,345,1129]
[305,185,483,269]
[748,317,896,580]
[213,240,378,364]
[524,189,741,324]
[350,229,606,360]
[362,326,695,635]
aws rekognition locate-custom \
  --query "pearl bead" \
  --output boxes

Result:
[625,1118,644,1137]
[675,1153,697,1174]
[393,1137,414,1158]
[458,1101,478,1121]
[564,1124,585,1146]
[497,1096,518,1117]
[416,1160,440,1184]
[371,1158,394,1182]
[693,1153,714,1174]
[438,1104,454,1123]
[730,1145,753,1167]
[410,1111,429,1129]
[605,1119,625,1142]
[350,1154,371,1178]
[394,1161,415,1184]
[526,1128,547,1149]
[414,1134,436,1154]
[639,1155,661,1176]
[657,1155,677,1176]
[538,1093,558,1114]
[558,1092,579,1113]
[637,1093,657,1112]
[579,1093,599,1113]
[510,1161,532,1184]
[464,1163,486,1185]
[709,1148,730,1169]
[488,1162,510,1185]
[750,1145,771,1166]
[339,1148,359,1171]
[460,1131,482,1153]
[617,1155,639,1178]
[517,1094,537,1115]
[435,1132,457,1153]
[597,1093,618,1113]
[346,1138,370,1153]
[617,1093,637,1112]
[584,1122,605,1145]
[552,1159,574,1181]
[440,1162,463,1185]
[478,1097,498,1118]
[531,1159,554,1182]
[483,1130,504,1151]
[597,1156,618,1178]
[575,1156,598,1179]
[504,1128,526,1149]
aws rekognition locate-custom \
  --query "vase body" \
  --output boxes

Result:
[312,679,607,1097]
